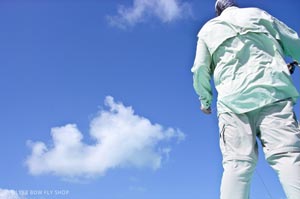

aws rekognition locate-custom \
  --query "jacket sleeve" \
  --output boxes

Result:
[191,37,213,109]
[272,17,300,61]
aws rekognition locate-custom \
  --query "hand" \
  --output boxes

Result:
[287,61,298,74]
[200,105,212,114]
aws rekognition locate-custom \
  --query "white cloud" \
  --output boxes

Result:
[0,189,23,199]
[26,96,185,178]
[107,0,192,28]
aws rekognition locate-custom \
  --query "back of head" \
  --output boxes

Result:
[215,0,238,16]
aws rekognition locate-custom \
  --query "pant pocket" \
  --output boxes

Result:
[219,123,227,155]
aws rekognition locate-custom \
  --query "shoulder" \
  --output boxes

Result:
[197,18,221,37]
[234,7,272,19]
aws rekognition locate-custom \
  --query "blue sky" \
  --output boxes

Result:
[0,0,299,199]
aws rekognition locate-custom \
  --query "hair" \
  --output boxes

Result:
[215,0,238,16]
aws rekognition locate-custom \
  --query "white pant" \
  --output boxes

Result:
[218,99,300,199]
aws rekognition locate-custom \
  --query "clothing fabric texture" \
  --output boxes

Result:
[218,99,300,199]
[191,5,300,199]
[191,6,300,114]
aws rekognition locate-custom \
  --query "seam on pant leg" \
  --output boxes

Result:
[265,147,300,160]
[223,155,257,164]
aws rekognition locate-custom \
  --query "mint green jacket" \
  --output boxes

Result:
[192,6,300,114]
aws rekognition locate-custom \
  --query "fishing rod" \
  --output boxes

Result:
[287,60,299,74]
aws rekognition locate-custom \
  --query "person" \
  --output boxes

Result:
[191,0,300,198]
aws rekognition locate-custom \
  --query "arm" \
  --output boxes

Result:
[191,38,213,114]
[272,17,300,61]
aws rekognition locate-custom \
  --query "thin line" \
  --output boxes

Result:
[255,169,274,199]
